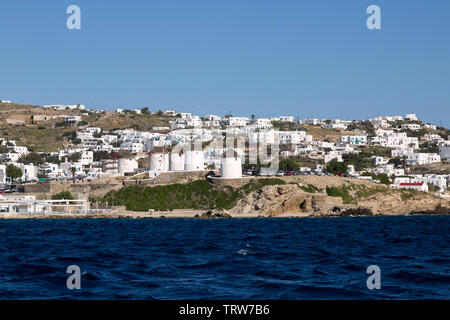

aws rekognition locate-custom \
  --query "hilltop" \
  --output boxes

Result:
[0,102,170,152]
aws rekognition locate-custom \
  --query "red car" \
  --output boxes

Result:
[284,171,293,176]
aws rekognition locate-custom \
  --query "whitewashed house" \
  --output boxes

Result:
[0,165,6,184]
[405,113,418,121]
[439,147,450,161]
[406,153,441,165]
[339,135,368,146]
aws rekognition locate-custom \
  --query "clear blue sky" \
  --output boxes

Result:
[1,0,449,126]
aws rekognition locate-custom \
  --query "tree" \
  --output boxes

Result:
[388,157,402,167]
[52,190,74,200]
[141,107,149,114]
[19,152,45,165]
[93,151,111,161]
[362,172,391,185]
[66,153,81,162]
[377,173,391,185]
[279,158,299,171]
[45,155,61,164]
[93,131,102,138]
[326,160,348,175]
[6,164,22,179]
[63,131,77,141]
[70,167,77,178]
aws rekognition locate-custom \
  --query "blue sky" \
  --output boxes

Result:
[1,1,449,125]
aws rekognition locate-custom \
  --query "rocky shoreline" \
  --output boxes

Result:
[2,179,449,219]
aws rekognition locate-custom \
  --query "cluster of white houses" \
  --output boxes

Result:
[1,108,450,194]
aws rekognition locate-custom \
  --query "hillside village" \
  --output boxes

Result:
[1,99,450,216]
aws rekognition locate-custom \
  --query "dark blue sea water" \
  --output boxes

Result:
[0,216,449,299]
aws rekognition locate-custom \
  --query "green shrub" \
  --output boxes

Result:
[326,186,355,204]
[97,180,240,211]
[241,179,286,195]
[52,190,74,200]
[300,184,319,193]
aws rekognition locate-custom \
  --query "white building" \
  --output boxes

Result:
[423,133,442,141]
[0,165,6,184]
[252,118,272,127]
[339,135,368,146]
[169,150,185,171]
[424,174,448,192]
[278,131,310,145]
[86,127,102,134]
[225,117,250,127]
[43,104,85,110]
[304,119,321,125]
[121,142,144,153]
[372,156,389,166]
[149,151,169,172]
[118,158,139,176]
[440,147,450,161]
[393,177,428,192]
[373,164,404,177]
[39,164,60,178]
[18,164,37,181]
[278,116,294,122]
[248,130,276,145]
[163,110,177,116]
[184,146,205,171]
[1,153,21,162]
[79,151,94,166]
[424,124,437,130]
[405,113,418,121]
[323,121,348,130]
[401,123,421,131]
[406,153,441,165]
[220,149,242,179]
[324,152,343,163]
[370,118,389,128]
[396,182,428,192]
[64,116,82,125]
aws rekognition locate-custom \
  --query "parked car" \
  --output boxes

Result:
[276,170,285,176]
[284,171,293,176]
[258,168,278,176]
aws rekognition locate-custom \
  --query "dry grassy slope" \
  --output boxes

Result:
[85,112,170,131]
[301,124,354,142]
[0,103,171,152]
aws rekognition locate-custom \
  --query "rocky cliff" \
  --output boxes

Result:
[227,183,450,217]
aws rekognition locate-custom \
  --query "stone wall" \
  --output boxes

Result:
[124,170,215,186]
[24,183,50,193]
[207,176,253,188]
